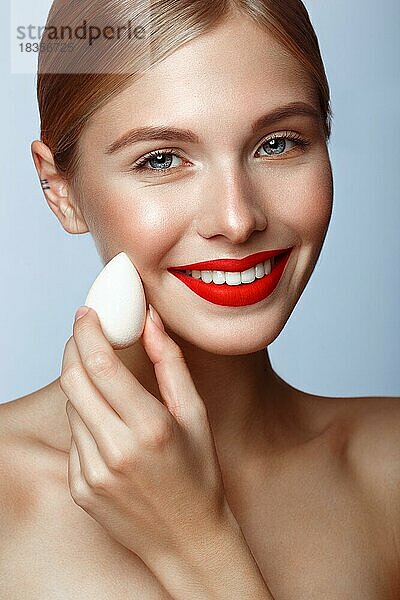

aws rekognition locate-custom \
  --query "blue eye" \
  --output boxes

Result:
[131,148,184,176]
[258,137,294,156]
[130,132,310,177]
[144,151,178,170]
[256,132,310,157]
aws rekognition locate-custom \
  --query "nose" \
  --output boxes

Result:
[195,162,268,245]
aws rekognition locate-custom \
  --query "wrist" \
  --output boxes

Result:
[146,505,271,600]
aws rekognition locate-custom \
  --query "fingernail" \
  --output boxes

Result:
[74,306,89,321]
[149,304,165,332]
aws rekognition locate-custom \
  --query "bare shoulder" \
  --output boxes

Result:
[344,395,400,488]
[0,385,68,535]
[304,392,400,523]
[343,395,400,553]
[300,391,400,487]
[306,392,400,470]
[0,397,39,537]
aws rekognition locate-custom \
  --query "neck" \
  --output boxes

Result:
[115,328,304,470]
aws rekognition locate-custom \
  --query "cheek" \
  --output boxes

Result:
[276,158,333,243]
[85,188,186,270]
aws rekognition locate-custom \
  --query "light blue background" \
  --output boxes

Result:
[1,1,399,404]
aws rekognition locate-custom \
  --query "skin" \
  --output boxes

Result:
[31,13,333,472]
[2,10,398,599]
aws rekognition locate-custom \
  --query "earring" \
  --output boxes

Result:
[40,178,50,190]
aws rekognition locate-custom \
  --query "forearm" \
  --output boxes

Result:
[146,512,275,600]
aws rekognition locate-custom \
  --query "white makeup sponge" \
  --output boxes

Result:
[84,252,147,349]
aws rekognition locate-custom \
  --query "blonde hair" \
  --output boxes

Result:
[37,0,332,187]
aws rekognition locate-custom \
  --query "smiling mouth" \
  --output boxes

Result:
[171,249,290,285]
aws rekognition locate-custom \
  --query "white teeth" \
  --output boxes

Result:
[200,270,213,283]
[225,271,241,285]
[255,263,265,278]
[212,270,226,285]
[264,259,272,275]
[240,266,255,284]
[185,259,273,285]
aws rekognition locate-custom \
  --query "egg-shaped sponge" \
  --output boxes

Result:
[84,252,147,349]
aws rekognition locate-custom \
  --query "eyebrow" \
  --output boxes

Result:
[104,101,321,155]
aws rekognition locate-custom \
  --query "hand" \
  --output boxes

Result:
[60,304,236,566]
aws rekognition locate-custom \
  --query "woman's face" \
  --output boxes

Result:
[75,15,333,355]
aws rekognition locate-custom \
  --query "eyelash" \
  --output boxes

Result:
[129,131,311,177]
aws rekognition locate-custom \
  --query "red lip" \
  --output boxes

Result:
[168,247,293,307]
[168,247,293,273]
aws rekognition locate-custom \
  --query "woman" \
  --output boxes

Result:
[1,0,399,598]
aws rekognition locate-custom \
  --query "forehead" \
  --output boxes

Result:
[85,14,317,139]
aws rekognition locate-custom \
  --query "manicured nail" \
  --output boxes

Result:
[149,304,165,332]
[74,306,89,321]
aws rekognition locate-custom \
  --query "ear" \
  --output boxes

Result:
[31,140,89,235]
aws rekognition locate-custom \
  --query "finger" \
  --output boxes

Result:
[142,305,209,433]
[68,438,92,504]
[67,436,82,494]
[66,400,109,487]
[61,334,129,459]
[72,306,168,428]
[69,436,81,478]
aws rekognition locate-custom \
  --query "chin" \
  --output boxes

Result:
[168,316,288,356]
